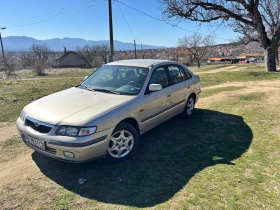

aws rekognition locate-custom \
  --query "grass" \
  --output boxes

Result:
[199,68,280,87]
[0,68,94,80]
[239,92,266,101]
[190,64,231,73]
[0,136,30,163]
[0,65,280,209]
[0,78,83,122]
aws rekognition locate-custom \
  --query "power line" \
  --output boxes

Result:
[116,1,141,43]
[115,0,230,42]
[5,0,102,29]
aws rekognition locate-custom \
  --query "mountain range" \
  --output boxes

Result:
[2,36,166,51]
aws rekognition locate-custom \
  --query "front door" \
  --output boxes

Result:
[141,65,172,132]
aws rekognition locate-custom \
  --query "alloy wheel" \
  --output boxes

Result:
[108,130,134,158]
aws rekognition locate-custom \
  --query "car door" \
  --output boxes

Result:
[141,65,173,132]
[166,65,193,114]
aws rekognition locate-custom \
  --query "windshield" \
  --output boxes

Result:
[81,65,149,95]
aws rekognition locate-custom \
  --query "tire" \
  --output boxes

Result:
[105,122,139,163]
[181,95,195,118]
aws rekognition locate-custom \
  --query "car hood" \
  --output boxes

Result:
[24,87,135,126]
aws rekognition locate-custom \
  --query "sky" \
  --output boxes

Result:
[0,0,239,47]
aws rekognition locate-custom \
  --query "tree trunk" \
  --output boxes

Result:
[197,59,200,68]
[276,44,279,65]
[264,44,277,72]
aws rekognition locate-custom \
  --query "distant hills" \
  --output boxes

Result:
[2,36,166,51]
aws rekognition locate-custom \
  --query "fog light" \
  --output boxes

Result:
[63,151,75,158]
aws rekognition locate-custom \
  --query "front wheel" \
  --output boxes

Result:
[181,96,195,118]
[105,122,139,163]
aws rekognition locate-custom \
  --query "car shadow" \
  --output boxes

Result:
[32,108,253,208]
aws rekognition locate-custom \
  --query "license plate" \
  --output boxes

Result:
[22,134,45,150]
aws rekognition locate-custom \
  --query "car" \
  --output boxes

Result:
[248,58,257,63]
[16,59,201,163]
[238,60,249,64]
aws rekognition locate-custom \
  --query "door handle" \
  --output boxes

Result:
[167,93,172,97]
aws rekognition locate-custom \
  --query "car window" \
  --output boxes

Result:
[149,66,169,88]
[167,65,184,84]
[81,65,149,95]
[179,66,192,79]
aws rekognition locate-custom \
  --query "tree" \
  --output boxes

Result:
[23,44,51,75]
[30,44,50,66]
[96,44,109,64]
[77,44,97,68]
[178,34,214,68]
[160,0,280,71]
[63,46,67,55]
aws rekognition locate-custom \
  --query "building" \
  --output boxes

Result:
[207,57,240,64]
[54,51,87,68]
[237,53,264,60]
[171,49,194,64]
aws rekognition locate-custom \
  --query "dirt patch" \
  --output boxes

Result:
[0,152,43,187]
[0,122,18,142]
[197,79,280,108]
[244,168,255,178]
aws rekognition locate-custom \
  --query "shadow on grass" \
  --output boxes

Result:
[32,108,253,208]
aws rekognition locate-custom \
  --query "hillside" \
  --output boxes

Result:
[2,36,166,51]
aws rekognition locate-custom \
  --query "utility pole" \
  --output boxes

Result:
[134,40,137,59]
[0,27,7,74]
[108,0,114,62]
[141,43,144,59]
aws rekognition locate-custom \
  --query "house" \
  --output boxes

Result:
[207,57,222,62]
[208,57,240,64]
[237,53,264,60]
[171,49,194,64]
[54,51,87,68]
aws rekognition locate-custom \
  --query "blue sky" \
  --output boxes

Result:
[0,0,238,47]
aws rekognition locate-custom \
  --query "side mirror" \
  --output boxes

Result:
[149,84,162,92]
[84,76,88,81]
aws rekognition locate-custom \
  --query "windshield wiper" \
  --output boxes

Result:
[91,88,121,95]
[75,84,92,91]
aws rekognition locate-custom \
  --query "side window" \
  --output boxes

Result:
[149,66,169,88]
[179,66,192,79]
[167,65,184,84]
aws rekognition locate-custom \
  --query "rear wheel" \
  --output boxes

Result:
[181,95,195,118]
[105,122,139,163]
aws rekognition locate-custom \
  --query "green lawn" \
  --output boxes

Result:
[0,65,280,209]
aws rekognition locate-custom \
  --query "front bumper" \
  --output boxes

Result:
[16,117,114,163]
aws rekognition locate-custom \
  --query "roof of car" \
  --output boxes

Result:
[106,59,175,68]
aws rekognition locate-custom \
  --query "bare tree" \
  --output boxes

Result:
[22,44,51,75]
[77,44,97,68]
[160,0,280,71]
[21,53,35,69]
[96,44,109,64]
[178,34,214,68]
[30,44,50,66]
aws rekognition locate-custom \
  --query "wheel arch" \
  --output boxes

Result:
[118,117,140,134]
[188,92,197,103]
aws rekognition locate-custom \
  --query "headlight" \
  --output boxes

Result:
[56,126,97,137]
[20,110,26,121]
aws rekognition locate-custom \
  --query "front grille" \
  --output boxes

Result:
[25,117,53,134]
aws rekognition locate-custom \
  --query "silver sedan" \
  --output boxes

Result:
[16,59,201,163]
